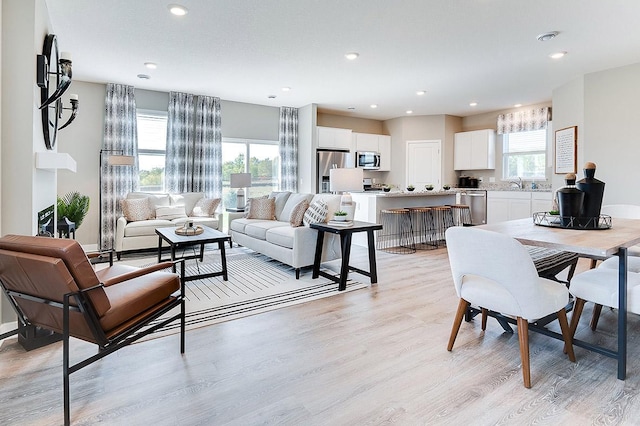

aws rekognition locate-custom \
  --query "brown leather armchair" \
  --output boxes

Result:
[0,235,185,426]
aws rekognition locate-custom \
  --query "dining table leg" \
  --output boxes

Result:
[617,247,628,380]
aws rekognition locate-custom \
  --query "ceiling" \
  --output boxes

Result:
[45,0,640,120]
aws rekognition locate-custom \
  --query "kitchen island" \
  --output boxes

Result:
[351,190,458,223]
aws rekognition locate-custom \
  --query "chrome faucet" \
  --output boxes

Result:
[509,177,523,189]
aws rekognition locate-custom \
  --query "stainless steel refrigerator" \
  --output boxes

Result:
[316,149,353,193]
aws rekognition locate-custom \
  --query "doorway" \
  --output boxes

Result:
[406,140,441,189]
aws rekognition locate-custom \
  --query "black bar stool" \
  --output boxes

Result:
[450,204,473,227]
[407,207,438,250]
[432,206,454,247]
[377,208,416,254]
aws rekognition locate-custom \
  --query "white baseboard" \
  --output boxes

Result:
[0,321,18,346]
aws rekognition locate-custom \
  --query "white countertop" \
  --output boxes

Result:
[354,190,458,197]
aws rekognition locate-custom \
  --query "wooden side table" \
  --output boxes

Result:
[310,221,383,291]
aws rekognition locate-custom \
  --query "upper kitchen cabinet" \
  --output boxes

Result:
[317,126,352,150]
[454,129,496,170]
[353,132,391,171]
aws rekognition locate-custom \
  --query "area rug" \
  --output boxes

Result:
[116,247,368,337]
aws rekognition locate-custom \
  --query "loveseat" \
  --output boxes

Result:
[230,192,343,278]
[115,192,220,259]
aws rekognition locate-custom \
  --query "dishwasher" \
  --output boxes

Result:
[456,189,487,225]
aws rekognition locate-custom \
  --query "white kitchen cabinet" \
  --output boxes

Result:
[531,191,553,214]
[454,129,496,170]
[317,126,352,150]
[353,132,392,171]
[487,191,532,224]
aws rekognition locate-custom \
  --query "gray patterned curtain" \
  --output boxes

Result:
[165,92,194,193]
[497,107,551,135]
[193,96,222,197]
[279,106,298,191]
[100,83,139,249]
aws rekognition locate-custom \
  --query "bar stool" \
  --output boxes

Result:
[407,207,438,250]
[377,208,416,254]
[450,204,472,227]
[432,206,455,247]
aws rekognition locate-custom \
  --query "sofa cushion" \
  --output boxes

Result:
[127,193,170,218]
[280,193,314,222]
[303,200,328,226]
[124,219,173,237]
[244,221,290,240]
[191,198,220,217]
[290,199,310,227]
[265,225,297,249]
[121,198,154,222]
[247,197,276,220]
[175,192,206,215]
[269,191,292,220]
[155,205,188,220]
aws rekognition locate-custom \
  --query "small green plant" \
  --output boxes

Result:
[334,210,348,216]
[57,191,90,229]
[407,184,415,189]
[442,184,451,190]
[425,184,434,190]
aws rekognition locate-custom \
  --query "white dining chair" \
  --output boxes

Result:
[445,226,576,388]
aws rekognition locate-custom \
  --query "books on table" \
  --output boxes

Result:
[327,220,354,227]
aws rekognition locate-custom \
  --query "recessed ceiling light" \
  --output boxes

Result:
[144,62,157,69]
[514,103,522,108]
[370,104,378,109]
[347,107,356,110]
[281,87,291,92]
[168,4,188,16]
[416,90,426,96]
[469,102,478,107]
[406,110,413,114]
[137,74,151,80]
[549,51,567,59]
[268,95,277,99]
[537,31,559,42]
[345,52,359,60]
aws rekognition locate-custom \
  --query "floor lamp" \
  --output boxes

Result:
[230,173,252,210]
[99,149,135,250]
[330,168,363,220]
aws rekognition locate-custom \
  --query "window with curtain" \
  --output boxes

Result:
[502,129,547,180]
[222,137,279,207]
[137,109,168,192]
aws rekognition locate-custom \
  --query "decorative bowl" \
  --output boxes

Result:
[333,215,347,222]
[383,187,391,192]
[407,187,415,192]
[443,185,451,190]
[425,185,434,191]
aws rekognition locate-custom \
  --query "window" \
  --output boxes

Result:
[137,110,168,192]
[222,138,280,207]
[502,129,547,180]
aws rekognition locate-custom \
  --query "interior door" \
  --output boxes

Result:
[406,140,441,189]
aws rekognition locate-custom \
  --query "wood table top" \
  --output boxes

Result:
[478,218,640,258]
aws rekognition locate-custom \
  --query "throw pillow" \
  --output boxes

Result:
[289,199,310,227]
[244,195,268,218]
[121,198,153,222]
[191,197,221,217]
[155,206,187,220]
[247,197,276,220]
[303,200,328,226]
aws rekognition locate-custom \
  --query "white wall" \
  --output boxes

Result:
[297,103,316,193]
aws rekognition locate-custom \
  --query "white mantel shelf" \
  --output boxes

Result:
[35,152,77,172]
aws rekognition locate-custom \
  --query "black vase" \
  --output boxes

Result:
[576,167,605,228]
[557,176,584,227]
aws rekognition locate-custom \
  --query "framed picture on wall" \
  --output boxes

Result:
[554,126,577,174]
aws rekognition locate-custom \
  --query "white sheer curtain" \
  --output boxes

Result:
[279,106,298,192]
[100,83,139,249]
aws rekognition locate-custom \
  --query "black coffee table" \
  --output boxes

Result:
[155,225,231,281]
[310,221,383,291]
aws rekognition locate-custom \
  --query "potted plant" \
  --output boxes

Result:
[382,184,392,192]
[333,210,348,222]
[57,191,90,236]
[425,184,434,191]
[442,184,451,190]
[406,184,415,192]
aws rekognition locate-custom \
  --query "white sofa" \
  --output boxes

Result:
[115,192,220,259]
[230,192,343,278]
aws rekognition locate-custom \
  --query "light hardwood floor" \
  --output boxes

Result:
[1,246,640,425]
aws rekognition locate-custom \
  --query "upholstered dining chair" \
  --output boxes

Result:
[445,227,576,388]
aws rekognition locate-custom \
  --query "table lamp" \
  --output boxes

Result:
[330,168,363,220]
[230,173,252,209]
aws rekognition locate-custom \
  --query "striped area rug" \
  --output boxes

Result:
[119,247,367,336]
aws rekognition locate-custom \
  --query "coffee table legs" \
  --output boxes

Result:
[219,240,228,281]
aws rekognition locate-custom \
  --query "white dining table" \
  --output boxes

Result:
[478,217,640,380]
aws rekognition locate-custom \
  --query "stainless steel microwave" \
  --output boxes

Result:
[356,151,380,169]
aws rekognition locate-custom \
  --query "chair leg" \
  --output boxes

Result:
[565,298,586,354]
[589,258,598,269]
[481,308,488,331]
[590,304,603,331]
[447,298,470,351]
[516,317,531,388]
[557,308,576,362]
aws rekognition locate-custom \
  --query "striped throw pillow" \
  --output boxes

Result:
[303,200,328,226]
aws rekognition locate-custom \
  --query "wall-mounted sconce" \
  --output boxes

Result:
[36,34,78,149]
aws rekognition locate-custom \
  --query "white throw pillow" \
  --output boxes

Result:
[191,198,221,217]
[155,205,188,220]
[303,200,328,226]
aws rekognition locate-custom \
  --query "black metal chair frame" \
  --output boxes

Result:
[0,259,186,426]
